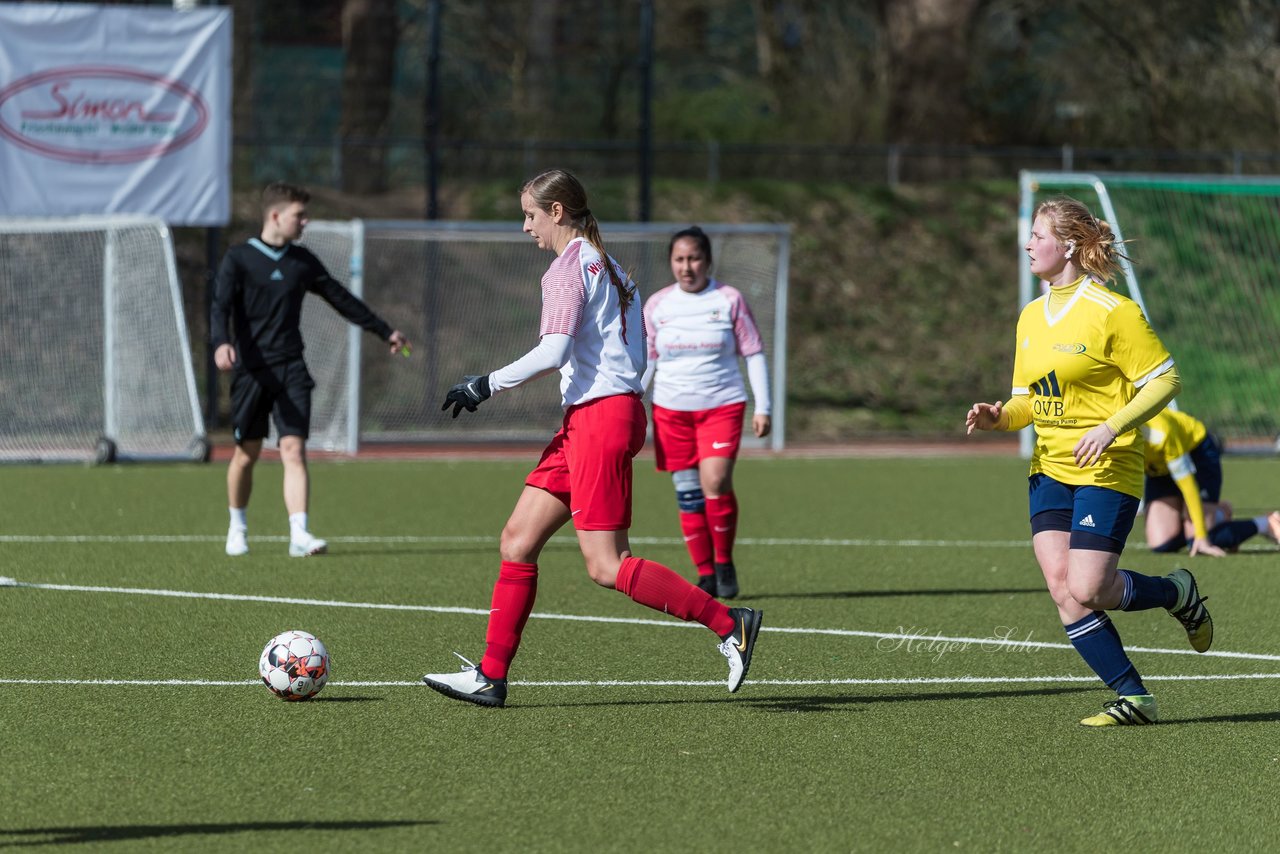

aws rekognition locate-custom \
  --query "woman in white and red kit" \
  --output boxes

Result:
[421,170,762,708]
[642,225,771,599]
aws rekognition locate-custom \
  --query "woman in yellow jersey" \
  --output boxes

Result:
[1144,406,1280,554]
[967,196,1213,727]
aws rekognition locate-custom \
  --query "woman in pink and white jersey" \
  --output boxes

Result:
[422,171,762,708]
[643,225,771,600]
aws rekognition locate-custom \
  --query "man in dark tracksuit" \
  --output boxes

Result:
[211,181,409,557]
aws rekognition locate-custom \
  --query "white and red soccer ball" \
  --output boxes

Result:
[259,630,330,701]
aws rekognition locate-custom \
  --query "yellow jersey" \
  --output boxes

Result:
[1011,277,1174,497]
[1142,408,1207,478]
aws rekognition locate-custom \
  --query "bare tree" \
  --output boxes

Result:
[878,0,984,143]
[229,0,255,152]
[750,0,885,144]
[517,0,558,133]
[339,0,399,193]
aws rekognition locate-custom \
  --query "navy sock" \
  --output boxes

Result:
[1065,611,1147,696]
[1151,532,1187,553]
[1209,520,1260,549]
[1117,569,1177,611]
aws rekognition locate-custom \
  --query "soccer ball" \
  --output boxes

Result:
[258,630,330,701]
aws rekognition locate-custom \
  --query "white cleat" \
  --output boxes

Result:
[225,527,249,557]
[289,532,328,557]
[718,607,763,693]
[422,653,507,707]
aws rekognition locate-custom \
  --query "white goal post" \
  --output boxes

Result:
[1019,170,1280,456]
[0,215,207,463]
[293,220,790,453]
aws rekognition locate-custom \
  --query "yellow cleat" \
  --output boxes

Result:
[1166,568,1213,652]
[1080,694,1158,727]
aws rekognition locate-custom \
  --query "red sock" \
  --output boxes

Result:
[615,556,734,636]
[480,561,538,679]
[705,492,738,564]
[678,510,715,577]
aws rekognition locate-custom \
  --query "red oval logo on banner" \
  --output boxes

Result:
[0,65,209,164]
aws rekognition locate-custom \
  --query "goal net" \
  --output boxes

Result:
[294,220,790,452]
[0,215,206,463]
[1020,172,1280,454]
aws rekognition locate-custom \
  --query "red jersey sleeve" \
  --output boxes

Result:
[726,286,765,357]
[539,244,586,337]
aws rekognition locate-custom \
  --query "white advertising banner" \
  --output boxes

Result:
[0,4,231,225]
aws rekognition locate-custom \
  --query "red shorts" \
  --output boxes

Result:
[652,401,747,472]
[526,393,647,531]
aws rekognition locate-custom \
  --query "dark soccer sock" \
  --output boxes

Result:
[1117,568,1178,611]
[678,510,715,577]
[480,560,538,680]
[615,556,734,636]
[1065,611,1147,696]
[704,492,739,564]
[1209,520,1261,550]
[1150,532,1187,553]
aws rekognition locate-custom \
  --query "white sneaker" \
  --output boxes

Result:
[225,527,249,557]
[289,532,328,557]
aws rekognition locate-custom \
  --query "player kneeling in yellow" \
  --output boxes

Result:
[1143,406,1280,556]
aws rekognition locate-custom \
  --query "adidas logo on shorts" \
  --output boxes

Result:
[1079,514,1096,528]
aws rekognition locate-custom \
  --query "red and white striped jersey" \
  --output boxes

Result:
[539,237,646,408]
[643,280,766,412]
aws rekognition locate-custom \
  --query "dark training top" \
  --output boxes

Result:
[211,238,393,370]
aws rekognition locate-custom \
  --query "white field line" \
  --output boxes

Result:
[0,533,1032,548]
[1,532,1273,552]
[3,673,1280,689]
[4,576,1280,663]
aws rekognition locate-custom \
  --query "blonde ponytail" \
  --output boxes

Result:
[1035,196,1131,282]
[522,169,637,328]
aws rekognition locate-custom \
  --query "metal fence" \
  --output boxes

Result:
[236,136,1280,201]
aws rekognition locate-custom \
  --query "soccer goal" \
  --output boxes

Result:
[294,220,791,453]
[0,215,207,463]
[1019,171,1280,454]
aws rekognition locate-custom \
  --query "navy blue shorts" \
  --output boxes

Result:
[1144,433,1223,504]
[1028,473,1140,554]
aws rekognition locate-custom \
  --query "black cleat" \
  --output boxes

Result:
[1166,568,1213,652]
[696,574,718,595]
[718,607,762,692]
[714,561,739,599]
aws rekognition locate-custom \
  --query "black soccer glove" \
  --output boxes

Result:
[442,374,491,418]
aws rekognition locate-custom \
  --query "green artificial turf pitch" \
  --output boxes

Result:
[3,455,1280,851]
